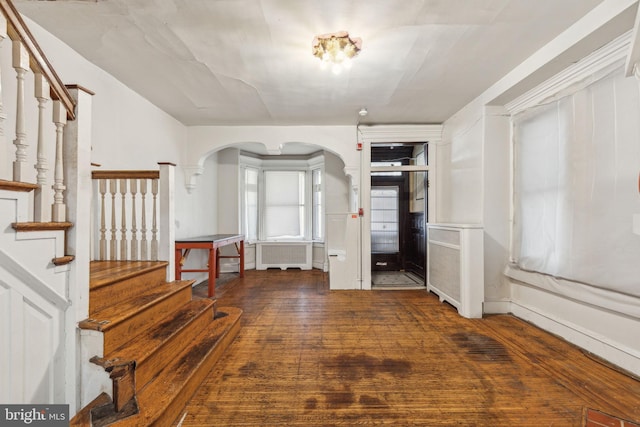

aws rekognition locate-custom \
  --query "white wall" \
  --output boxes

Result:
[482,107,511,306]
[216,148,241,272]
[176,153,218,239]
[23,17,188,172]
[438,108,483,224]
[217,148,240,233]
[324,151,351,215]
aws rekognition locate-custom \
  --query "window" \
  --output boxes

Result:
[370,186,399,253]
[243,167,258,241]
[512,67,640,296]
[263,170,305,239]
[240,154,324,242]
[312,168,322,240]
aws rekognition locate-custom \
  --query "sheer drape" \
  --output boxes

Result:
[513,67,640,297]
[263,170,305,239]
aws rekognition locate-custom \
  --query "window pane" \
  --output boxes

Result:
[371,186,399,253]
[244,168,258,241]
[312,168,322,240]
[264,171,305,239]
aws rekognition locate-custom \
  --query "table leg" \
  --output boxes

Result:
[175,248,182,280]
[239,239,245,277]
[208,247,216,298]
[216,248,220,279]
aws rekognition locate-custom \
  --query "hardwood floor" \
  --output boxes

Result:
[182,269,640,426]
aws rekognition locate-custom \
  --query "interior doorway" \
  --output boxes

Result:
[370,143,427,289]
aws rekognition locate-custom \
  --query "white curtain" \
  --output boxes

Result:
[513,67,640,297]
[243,167,258,241]
[263,170,305,239]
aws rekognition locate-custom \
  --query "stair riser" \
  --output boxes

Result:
[135,304,215,391]
[102,286,192,354]
[153,319,241,427]
[90,268,167,314]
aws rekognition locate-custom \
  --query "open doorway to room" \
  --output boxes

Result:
[370,143,427,289]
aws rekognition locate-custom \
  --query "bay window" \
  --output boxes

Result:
[241,153,324,242]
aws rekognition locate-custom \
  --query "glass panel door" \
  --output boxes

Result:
[371,186,399,253]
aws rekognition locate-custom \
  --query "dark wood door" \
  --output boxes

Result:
[405,212,426,278]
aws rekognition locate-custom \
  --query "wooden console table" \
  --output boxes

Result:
[175,234,245,298]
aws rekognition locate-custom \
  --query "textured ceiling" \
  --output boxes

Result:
[15,0,613,126]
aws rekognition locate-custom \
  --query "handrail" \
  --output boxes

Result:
[0,0,76,120]
[92,170,161,180]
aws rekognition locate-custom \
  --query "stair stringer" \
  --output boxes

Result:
[80,329,112,408]
[0,190,71,296]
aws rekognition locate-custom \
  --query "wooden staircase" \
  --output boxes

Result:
[72,261,242,426]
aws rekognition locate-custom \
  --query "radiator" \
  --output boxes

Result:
[256,242,313,270]
[427,224,484,318]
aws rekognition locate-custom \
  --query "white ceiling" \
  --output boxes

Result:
[15,0,623,127]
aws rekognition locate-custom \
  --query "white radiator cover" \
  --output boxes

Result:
[256,241,313,270]
[427,224,484,318]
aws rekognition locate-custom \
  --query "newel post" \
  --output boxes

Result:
[158,162,175,281]
[62,85,93,413]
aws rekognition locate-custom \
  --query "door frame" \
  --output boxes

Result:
[358,125,442,290]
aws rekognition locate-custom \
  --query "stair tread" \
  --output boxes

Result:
[12,221,73,232]
[90,261,169,290]
[0,179,38,192]
[79,280,195,331]
[114,306,242,427]
[104,298,215,366]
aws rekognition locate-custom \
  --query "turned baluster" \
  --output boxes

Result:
[99,179,107,260]
[151,178,158,261]
[140,179,148,260]
[110,179,117,260]
[119,179,127,260]
[130,178,138,261]
[33,73,49,221]
[51,100,67,221]
[12,40,28,182]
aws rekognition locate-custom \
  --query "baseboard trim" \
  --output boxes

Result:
[483,301,511,314]
[510,300,640,377]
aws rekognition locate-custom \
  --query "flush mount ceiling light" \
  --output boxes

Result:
[312,31,362,75]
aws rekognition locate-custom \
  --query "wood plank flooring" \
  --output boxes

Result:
[181,269,640,426]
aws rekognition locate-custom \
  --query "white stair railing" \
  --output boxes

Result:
[0,0,76,224]
[91,164,175,267]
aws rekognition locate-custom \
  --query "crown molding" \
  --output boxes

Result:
[506,30,632,115]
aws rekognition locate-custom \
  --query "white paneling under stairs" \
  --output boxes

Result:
[0,190,71,404]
